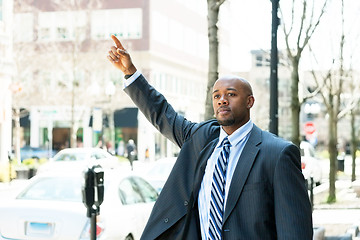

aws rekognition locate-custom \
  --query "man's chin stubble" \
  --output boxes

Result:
[216,118,235,126]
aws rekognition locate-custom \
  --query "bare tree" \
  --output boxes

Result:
[309,0,359,202]
[13,0,105,153]
[280,0,328,147]
[350,102,360,182]
[204,0,226,120]
[51,0,103,148]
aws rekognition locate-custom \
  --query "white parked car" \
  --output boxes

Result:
[38,148,121,174]
[0,169,158,240]
[300,141,322,187]
[142,157,177,193]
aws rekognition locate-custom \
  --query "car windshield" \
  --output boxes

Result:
[147,162,175,178]
[54,152,88,161]
[17,177,83,202]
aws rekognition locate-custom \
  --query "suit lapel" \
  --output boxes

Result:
[192,137,218,199]
[223,125,262,222]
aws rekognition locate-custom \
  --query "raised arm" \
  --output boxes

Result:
[106,35,198,148]
[107,35,137,76]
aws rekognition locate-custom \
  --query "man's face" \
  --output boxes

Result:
[212,77,254,134]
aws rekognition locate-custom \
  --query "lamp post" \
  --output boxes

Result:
[269,0,280,135]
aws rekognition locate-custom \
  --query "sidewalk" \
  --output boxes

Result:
[313,179,360,238]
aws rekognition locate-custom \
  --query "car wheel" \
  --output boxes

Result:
[125,235,134,240]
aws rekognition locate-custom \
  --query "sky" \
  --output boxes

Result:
[227,0,360,72]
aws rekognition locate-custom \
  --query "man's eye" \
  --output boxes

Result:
[213,95,219,99]
[228,93,235,96]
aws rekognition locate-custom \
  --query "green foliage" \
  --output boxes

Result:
[116,156,128,162]
[22,158,37,166]
[19,158,48,169]
[326,195,336,204]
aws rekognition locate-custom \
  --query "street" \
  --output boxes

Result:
[313,209,360,236]
[311,155,360,238]
[1,158,360,238]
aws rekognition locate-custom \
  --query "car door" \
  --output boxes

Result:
[118,177,157,236]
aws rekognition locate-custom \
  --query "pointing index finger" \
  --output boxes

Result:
[111,35,124,50]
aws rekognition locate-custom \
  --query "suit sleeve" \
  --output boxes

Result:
[273,144,313,239]
[124,74,197,148]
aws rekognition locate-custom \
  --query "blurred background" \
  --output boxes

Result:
[0,0,360,238]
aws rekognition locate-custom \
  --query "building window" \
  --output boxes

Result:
[256,55,263,67]
[73,26,86,40]
[39,28,50,40]
[57,27,69,39]
[91,9,142,40]
[37,11,86,41]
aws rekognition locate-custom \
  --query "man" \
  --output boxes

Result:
[126,139,136,170]
[107,35,313,240]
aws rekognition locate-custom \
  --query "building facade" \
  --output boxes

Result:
[13,0,232,161]
[241,49,293,140]
[0,0,13,166]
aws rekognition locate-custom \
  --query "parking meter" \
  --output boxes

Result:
[82,165,104,240]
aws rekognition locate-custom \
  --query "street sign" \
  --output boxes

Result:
[304,121,316,135]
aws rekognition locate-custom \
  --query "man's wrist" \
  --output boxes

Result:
[123,65,137,76]
[124,74,133,79]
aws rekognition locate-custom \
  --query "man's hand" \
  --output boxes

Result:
[107,35,137,75]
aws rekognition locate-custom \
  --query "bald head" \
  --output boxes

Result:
[213,75,253,96]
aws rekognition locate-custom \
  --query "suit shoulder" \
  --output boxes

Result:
[259,128,298,151]
[191,119,220,136]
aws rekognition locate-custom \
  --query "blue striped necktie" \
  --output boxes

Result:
[208,137,231,240]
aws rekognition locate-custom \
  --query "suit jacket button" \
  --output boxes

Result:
[164,218,169,223]
[184,200,188,206]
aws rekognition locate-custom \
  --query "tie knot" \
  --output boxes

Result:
[222,137,231,148]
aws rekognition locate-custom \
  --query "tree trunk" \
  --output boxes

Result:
[204,0,221,120]
[350,110,357,182]
[70,77,77,148]
[290,58,301,147]
[327,109,337,203]
[14,108,22,164]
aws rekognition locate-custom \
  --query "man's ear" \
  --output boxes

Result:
[247,95,255,109]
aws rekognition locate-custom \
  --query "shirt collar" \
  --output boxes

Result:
[217,119,253,148]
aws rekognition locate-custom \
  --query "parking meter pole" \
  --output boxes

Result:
[82,165,104,240]
[91,212,96,240]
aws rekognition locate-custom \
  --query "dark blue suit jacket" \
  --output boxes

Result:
[125,74,313,240]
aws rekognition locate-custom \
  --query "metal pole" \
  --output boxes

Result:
[310,177,314,212]
[90,211,96,240]
[269,0,279,135]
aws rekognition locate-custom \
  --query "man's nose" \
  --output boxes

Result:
[218,95,228,105]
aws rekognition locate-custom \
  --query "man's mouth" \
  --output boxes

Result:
[217,107,231,114]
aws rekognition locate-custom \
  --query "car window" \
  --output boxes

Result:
[132,176,158,203]
[17,177,82,202]
[55,153,87,161]
[93,152,106,160]
[118,178,145,205]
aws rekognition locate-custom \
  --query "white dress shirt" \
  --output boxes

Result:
[198,120,253,240]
